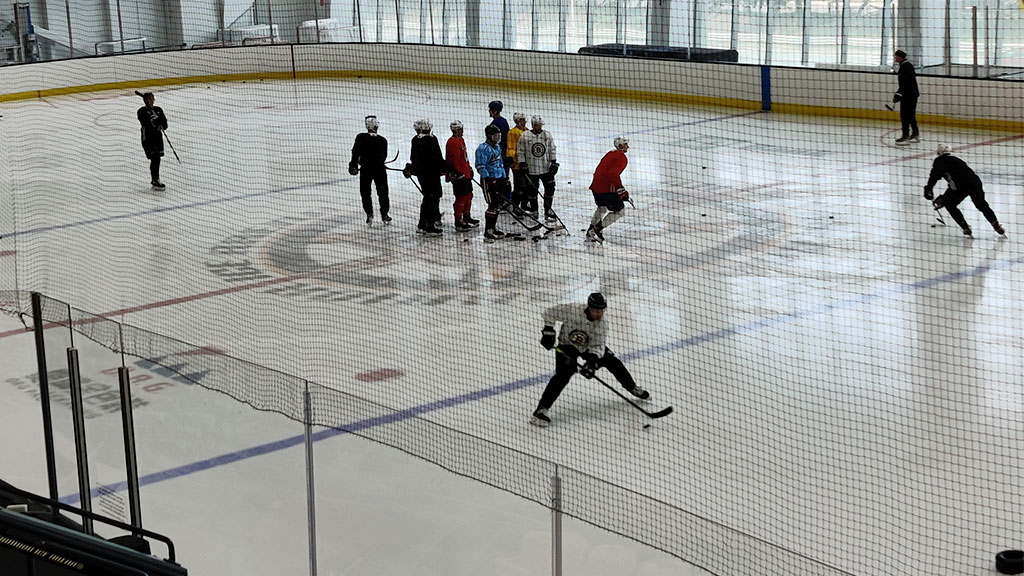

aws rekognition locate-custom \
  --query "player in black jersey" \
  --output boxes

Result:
[925,144,1005,237]
[349,115,391,225]
[137,92,168,190]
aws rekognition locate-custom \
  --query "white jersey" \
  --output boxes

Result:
[517,129,557,176]
[542,303,607,355]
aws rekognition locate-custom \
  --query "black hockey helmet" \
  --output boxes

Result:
[489,100,503,113]
[587,292,607,310]
[484,124,501,137]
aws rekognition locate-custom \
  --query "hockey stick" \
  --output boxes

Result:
[885,104,895,111]
[384,151,399,164]
[383,165,425,193]
[554,347,673,420]
[471,177,546,232]
[161,129,181,164]
[523,173,571,235]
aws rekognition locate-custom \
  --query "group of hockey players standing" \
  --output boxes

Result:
[347,100,631,243]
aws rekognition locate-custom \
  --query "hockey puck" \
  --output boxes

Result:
[514,236,526,241]
[996,550,1024,574]
[701,214,707,217]
[931,224,937,228]
[643,424,651,430]
[463,238,469,242]
[532,236,541,242]
[701,166,707,169]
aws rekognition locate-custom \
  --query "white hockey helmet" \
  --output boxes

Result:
[614,136,630,150]
[414,118,433,134]
[513,112,527,122]
[365,115,379,131]
[450,120,464,133]
[530,115,544,127]
[936,143,952,156]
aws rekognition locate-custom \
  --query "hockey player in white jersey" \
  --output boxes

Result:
[531,293,649,427]
[516,116,559,221]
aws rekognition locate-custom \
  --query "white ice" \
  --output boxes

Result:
[1,77,1023,575]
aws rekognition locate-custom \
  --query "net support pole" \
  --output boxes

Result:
[304,382,318,576]
[118,366,143,532]
[67,347,94,535]
[65,0,73,55]
[551,465,563,576]
[801,0,810,65]
[943,0,951,75]
[116,0,125,52]
[983,6,989,75]
[839,0,848,64]
[971,6,978,77]
[557,0,566,52]
[314,0,321,43]
[268,0,275,43]
[31,292,59,502]
[730,0,738,51]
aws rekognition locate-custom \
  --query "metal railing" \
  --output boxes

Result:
[94,37,147,55]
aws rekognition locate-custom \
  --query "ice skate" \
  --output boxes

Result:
[455,219,473,232]
[151,181,166,190]
[544,209,558,222]
[961,226,972,236]
[895,136,910,147]
[484,228,506,243]
[585,224,604,243]
[381,214,392,224]
[993,222,1006,236]
[366,214,373,226]
[530,408,551,427]
[417,225,442,237]
[909,135,921,143]
[463,215,480,227]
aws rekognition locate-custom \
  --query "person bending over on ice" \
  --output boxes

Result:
[475,124,511,243]
[137,92,168,190]
[925,143,1005,237]
[587,136,631,243]
[349,115,391,225]
[531,292,649,428]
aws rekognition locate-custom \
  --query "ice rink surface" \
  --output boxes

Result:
[1,77,1023,575]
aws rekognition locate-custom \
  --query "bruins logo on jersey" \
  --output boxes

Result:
[567,329,590,347]
[530,141,547,158]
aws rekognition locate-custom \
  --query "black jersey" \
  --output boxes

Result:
[350,132,389,169]
[897,61,919,99]
[408,135,451,178]
[137,106,167,148]
[927,154,982,192]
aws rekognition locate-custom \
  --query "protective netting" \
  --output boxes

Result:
[2,2,1024,575]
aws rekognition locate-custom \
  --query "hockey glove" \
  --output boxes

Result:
[616,187,629,201]
[893,93,902,103]
[923,186,933,200]
[579,353,600,379]
[348,162,359,176]
[403,163,413,179]
[540,326,556,350]
[548,161,559,176]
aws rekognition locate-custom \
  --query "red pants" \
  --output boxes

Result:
[452,179,473,221]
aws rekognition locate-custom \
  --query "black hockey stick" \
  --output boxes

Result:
[383,165,424,193]
[884,104,895,111]
[161,129,181,164]
[471,177,545,232]
[524,173,571,235]
[554,347,673,420]
[384,151,399,164]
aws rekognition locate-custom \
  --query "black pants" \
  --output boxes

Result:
[526,171,556,213]
[537,346,637,411]
[900,97,919,138]
[360,168,389,217]
[936,187,999,230]
[418,177,443,229]
[483,177,511,230]
[149,155,161,183]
